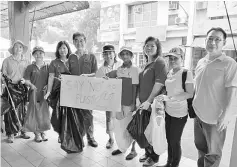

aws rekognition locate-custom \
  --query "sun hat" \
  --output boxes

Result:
[118,46,133,59]
[8,40,28,55]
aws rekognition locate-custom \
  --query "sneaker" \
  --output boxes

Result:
[125,151,137,160]
[106,139,114,149]
[34,134,42,143]
[88,138,98,147]
[143,157,156,167]
[111,149,122,156]
[41,133,48,141]
[20,132,30,139]
[139,153,149,162]
[6,135,14,143]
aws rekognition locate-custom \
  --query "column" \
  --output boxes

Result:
[119,3,126,49]
[8,1,30,60]
[230,118,237,167]
[184,1,195,70]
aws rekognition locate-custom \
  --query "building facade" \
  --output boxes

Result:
[98,1,237,69]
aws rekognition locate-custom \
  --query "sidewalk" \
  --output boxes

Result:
[1,110,234,167]
[1,114,196,167]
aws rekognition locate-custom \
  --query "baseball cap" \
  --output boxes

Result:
[166,47,184,59]
[32,46,45,55]
[102,44,115,53]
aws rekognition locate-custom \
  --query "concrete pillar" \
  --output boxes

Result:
[8,1,30,60]
[119,3,126,49]
[230,118,237,167]
[184,1,195,70]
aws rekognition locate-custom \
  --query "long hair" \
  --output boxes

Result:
[55,41,72,59]
[143,36,162,63]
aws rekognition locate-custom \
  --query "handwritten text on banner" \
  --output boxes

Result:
[60,75,122,112]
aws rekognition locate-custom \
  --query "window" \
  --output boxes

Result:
[182,37,187,45]
[138,53,146,68]
[169,1,179,10]
[168,14,178,26]
[128,2,157,28]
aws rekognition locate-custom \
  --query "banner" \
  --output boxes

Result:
[60,75,122,112]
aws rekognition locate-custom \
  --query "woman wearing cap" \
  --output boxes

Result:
[1,40,30,143]
[95,44,120,149]
[156,47,194,167]
[107,46,139,160]
[22,46,50,142]
[138,36,168,166]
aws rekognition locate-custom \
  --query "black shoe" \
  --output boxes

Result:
[139,154,149,162]
[143,157,156,167]
[112,149,122,155]
[88,138,98,147]
[125,151,137,160]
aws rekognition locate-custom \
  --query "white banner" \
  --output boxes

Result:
[60,75,122,112]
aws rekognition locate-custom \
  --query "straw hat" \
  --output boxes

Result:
[8,40,28,55]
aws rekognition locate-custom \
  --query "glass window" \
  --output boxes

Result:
[168,14,178,26]
[143,12,150,21]
[128,2,157,28]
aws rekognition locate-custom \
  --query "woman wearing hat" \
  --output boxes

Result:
[22,46,50,142]
[137,36,168,166]
[107,46,139,160]
[1,40,30,143]
[95,44,120,149]
[156,47,194,167]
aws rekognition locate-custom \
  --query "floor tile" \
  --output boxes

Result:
[73,156,96,167]
[97,157,118,167]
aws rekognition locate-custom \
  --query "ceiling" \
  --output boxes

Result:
[0,1,89,28]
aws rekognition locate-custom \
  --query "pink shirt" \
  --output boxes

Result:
[193,53,237,124]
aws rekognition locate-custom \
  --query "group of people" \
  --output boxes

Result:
[1,27,237,167]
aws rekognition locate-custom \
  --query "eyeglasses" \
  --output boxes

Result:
[207,37,223,43]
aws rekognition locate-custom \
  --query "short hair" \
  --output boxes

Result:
[72,32,87,42]
[207,27,227,40]
[55,41,72,59]
[143,36,162,62]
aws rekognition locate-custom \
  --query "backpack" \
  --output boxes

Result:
[182,69,196,118]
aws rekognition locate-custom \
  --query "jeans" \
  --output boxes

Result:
[106,111,115,135]
[81,109,94,140]
[194,117,226,167]
[165,113,188,166]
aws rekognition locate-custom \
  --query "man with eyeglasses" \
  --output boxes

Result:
[68,32,98,147]
[193,27,237,167]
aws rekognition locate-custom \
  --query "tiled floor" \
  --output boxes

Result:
[1,118,197,167]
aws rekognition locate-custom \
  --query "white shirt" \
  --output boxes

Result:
[165,68,194,118]
[193,53,237,124]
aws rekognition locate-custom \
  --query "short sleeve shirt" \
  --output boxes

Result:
[165,68,194,117]
[139,56,167,104]
[48,59,70,91]
[24,63,49,101]
[193,53,237,124]
[68,53,98,76]
[24,63,49,91]
[1,55,30,83]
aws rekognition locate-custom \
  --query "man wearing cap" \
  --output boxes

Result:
[96,44,120,149]
[1,40,30,143]
[68,32,98,147]
[193,27,237,167]
[23,46,50,142]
